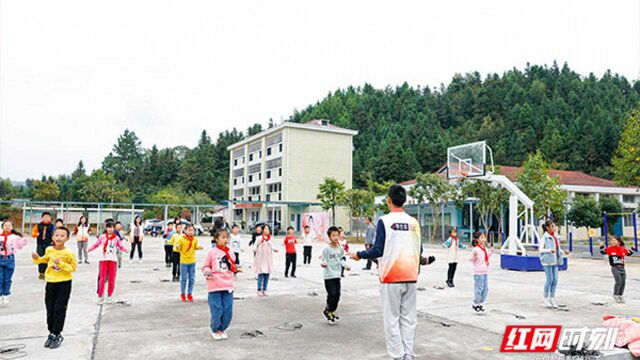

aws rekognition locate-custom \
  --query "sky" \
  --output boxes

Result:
[1,0,639,181]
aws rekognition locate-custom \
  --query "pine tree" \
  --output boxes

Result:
[612,109,640,186]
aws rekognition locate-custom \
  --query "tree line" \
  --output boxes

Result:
[290,62,640,186]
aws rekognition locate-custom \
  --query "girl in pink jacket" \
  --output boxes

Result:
[203,228,242,341]
[88,222,128,304]
[253,224,278,297]
[469,231,493,313]
[0,220,28,305]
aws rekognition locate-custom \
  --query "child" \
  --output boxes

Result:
[443,227,466,288]
[469,231,493,312]
[129,215,144,263]
[114,221,127,268]
[248,225,262,247]
[600,236,634,303]
[203,228,242,340]
[321,226,350,323]
[168,223,184,282]
[174,224,203,302]
[539,220,569,308]
[283,226,299,278]
[253,224,277,297]
[32,212,55,280]
[301,225,315,265]
[229,224,242,266]
[74,215,91,264]
[0,220,28,305]
[88,221,128,304]
[338,227,349,278]
[31,226,77,349]
[163,222,175,268]
[54,218,64,228]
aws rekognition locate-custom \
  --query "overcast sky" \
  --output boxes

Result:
[1,0,639,181]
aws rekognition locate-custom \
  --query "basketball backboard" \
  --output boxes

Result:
[446,141,494,179]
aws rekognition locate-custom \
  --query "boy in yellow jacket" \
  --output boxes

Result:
[32,226,77,350]
[173,223,202,302]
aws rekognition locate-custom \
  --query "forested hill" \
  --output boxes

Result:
[289,63,640,187]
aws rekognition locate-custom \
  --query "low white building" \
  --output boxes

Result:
[386,165,639,241]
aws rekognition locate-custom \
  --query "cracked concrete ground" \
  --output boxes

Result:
[0,236,638,360]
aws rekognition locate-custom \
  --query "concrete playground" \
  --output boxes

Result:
[0,235,638,360]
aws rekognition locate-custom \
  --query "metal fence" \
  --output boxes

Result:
[0,199,227,235]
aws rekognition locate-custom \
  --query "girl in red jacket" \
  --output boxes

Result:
[599,236,634,303]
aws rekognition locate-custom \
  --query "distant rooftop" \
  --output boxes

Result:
[398,165,628,189]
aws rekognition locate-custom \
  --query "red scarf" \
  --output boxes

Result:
[548,230,559,251]
[2,231,10,256]
[452,235,458,246]
[184,235,195,252]
[261,234,271,243]
[476,243,489,264]
[104,233,116,254]
[217,245,237,273]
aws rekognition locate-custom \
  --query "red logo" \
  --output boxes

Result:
[500,325,562,352]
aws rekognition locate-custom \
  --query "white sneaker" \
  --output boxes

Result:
[3,296,8,305]
[0,296,5,305]
[210,331,221,340]
[220,331,228,340]
[544,297,552,307]
[138,259,143,264]
[619,296,625,304]
[106,296,114,304]
[549,298,558,308]
[98,297,104,305]
[129,259,133,264]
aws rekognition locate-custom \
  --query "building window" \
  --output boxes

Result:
[259,150,262,158]
[267,170,271,179]
[279,143,283,152]
[233,179,237,185]
[241,176,244,184]
[234,159,237,166]
[259,173,262,180]
[267,147,272,156]
[266,194,271,201]
[249,175,253,182]
[623,195,636,203]
[278,193,282,201]
[623,210,636,226]
[278,168,282,177]
[249,154,253,161]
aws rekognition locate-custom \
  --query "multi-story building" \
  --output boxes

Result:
[227,120,358,231]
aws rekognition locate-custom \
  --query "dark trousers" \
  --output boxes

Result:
[37,242,48,275]
[285,253,297,277]
[324,278,341,312]
[164,245,173,265]
[447,262,458,283]
[234,252,240,265]
[303,246,312,264]
[172,252,181,278]
[611,266,626,296]
[130,237,142,259]
[45,280,72,335]
[364,244,378,269]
